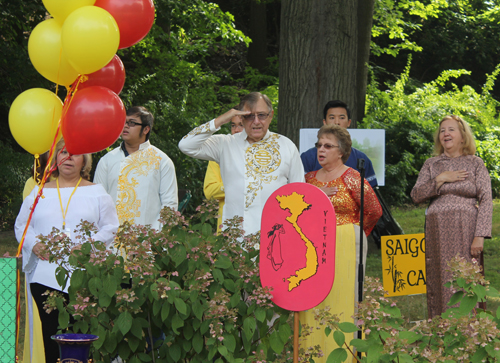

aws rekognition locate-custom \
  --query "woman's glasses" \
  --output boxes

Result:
[315,142,339,150]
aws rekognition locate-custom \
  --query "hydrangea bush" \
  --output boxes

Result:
[303,256,500,363]
[42,200,294,363]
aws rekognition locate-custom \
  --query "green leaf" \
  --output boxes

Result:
[448,291,464,306]
[70,269,84,289]
[351,338,370,352]
[153,299,162,316]
[214,255,232,269]
[398,353,414,363]
[338,322,358,333]
[367,343,383,363]
[184,323,194,340]
[223,279,235,292]
[105,332,117,353]
[269,331,284,354]
[243,316,256,339]
[88,277,100,296]
[172,313,185,334]
[171,245,187,267]
[99,292,112,308]
[128,335,140,353]
[459,294,478,314]
[325,326,332,337]
[473,284,487,300]
[118,340,131,360]
[223,333,236,353]
[255,308,266,323]
[161,302,171,322]
[104,274,118,297]
[278,323,292,343]
[169,343,181,362]
[218,345,229,358]
[193,297,205,320]
[56,267,68,290]
[326,347,347,363]
[230,291,240,308]
[174,297,187,315]
[131,318,143,339]
[212,268,224,283]
[116,311,133,335]
[193,332,203,354]
[94,327,107,350]
[58,310,69,330]
[471,347,487,363]
[399,331,420,344]
[333,331,345,347]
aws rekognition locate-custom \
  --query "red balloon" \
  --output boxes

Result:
[95,0,155,49]
[62,86,126,154]
[78,55,126,94]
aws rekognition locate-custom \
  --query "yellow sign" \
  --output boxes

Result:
[381,233,426,297]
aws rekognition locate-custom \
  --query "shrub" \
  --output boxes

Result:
[43,200,294,363]
[306,255,500,362]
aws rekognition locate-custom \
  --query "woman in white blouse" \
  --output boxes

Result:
[15,139,119,363]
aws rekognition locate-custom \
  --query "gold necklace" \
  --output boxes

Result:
[57,177,82,231]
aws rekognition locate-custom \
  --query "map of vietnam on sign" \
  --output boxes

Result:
[260,183,336,311]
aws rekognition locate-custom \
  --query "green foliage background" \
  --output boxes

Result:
[363,57,500,205]
[2,0,500,229]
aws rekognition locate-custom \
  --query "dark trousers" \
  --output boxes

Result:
[30,283,70,363]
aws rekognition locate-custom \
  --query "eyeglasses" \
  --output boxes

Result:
[241,113,270,121]
[315,142,339,150]
[125,120,144,127]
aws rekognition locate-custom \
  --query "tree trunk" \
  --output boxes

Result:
[278,0,375,144]
[247,1,268,72]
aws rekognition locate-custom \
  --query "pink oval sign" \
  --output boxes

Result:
[260,182,336,311]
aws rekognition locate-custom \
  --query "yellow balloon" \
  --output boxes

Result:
[42,0,96,25]
[62,6,120,75]
[9,89,63,155]
[28,19,79,86]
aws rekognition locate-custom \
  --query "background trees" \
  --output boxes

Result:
[2,0,500,228]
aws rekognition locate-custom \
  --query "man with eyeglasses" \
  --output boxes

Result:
[179,92,304,235]
[301,100,378,195]
[94,106,178,230]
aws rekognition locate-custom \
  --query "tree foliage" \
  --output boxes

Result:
[363,56,500,205]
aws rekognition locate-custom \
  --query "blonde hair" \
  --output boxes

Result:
[51,139,92,180]
[434,115,476,156]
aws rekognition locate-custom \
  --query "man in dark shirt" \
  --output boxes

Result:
[300,100,378,188]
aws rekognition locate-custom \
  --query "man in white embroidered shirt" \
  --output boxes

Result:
[94,106,178,230]
[179,92,305,235]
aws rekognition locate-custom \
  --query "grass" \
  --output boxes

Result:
[366,200,500,322]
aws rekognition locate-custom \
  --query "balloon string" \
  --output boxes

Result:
[33,154,40,184]
[16,65,83,361]
[14,119,68,361]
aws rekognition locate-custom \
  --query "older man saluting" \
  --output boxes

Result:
[179,92,304,235]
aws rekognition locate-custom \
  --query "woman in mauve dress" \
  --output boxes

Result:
[411,115,492,318]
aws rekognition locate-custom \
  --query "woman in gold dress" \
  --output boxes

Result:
[299,125,382,362]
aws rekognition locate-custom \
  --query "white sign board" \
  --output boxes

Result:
[299,128,386,186]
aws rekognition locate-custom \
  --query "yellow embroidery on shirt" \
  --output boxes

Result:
[245,134,281,208]
[116,148,162,224]
[182,122,211,139]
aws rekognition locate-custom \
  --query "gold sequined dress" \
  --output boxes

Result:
[299,168,382,362]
